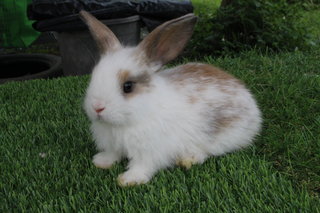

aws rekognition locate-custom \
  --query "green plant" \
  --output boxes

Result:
[287,0,320,4]
[301,9,320,45]
[0,0,40,48]
[185,0,221,58]
[204,0,311,55]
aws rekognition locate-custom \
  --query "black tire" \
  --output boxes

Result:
[0,53,63,84]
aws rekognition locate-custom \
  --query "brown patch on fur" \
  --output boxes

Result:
[219,86,237,96]
[196,86,206,92]
[130,73,151,85]
[166,63,244,97]
[188,96,198,104]
[216,116,240,131]
[213,104,241,133]
[118,70,130,84]
[206,100,242,134]
[118,69,152,98]
[175,63,240,82]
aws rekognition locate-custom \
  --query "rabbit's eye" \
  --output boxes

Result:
[123,81,135,93]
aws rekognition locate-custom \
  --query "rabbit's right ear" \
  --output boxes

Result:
[138,14,197,66]
[79,10,121,54]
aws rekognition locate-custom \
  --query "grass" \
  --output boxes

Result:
[1,47,320,211]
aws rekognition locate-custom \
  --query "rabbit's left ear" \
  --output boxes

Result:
[138,14,197,65]
[79,10,121,54]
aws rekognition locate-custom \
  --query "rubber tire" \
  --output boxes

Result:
[0,53,63,84]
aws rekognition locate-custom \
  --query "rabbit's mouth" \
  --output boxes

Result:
[94,113,109,123]
[96,114,103,121]
[93,112,129,126]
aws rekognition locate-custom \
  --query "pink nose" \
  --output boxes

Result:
[94,107,105,114]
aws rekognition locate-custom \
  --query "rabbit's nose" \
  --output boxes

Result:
[94,107,105,114]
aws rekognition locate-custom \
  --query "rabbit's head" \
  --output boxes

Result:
[80,11,197,125]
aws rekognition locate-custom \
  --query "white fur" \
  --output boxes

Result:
[83,47,262,185]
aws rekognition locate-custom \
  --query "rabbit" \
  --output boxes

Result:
[79,11,262,186]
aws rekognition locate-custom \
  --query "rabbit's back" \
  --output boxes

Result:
[159,63,262,155]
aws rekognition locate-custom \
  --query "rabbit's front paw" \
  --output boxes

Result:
[92,152,119,169]
[117,170,151,187]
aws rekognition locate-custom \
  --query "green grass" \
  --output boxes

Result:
[1,47,320,211]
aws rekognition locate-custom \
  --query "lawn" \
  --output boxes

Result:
[1,47,320,211]
[1,0,320,211]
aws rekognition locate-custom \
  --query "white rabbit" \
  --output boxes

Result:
[80,11,262,186]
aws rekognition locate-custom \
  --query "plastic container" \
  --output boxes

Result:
[57,15,140,76]
[27,0,193,76]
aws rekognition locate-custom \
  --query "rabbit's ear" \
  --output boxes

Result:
[79,10,121,54]
[138,13,197,65]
